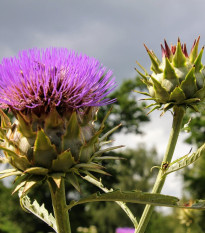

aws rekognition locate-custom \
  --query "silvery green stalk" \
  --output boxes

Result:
[0,48,118,233]
[135,38,205,233]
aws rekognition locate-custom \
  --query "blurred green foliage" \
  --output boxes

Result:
[182,107,205,232]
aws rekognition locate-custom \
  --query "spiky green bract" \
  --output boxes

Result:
[136,37,205,113]
[0,107,122,194]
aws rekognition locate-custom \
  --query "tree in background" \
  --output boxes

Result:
[181,108,205,231]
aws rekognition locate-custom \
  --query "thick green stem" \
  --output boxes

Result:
[48,178,71,233]
[136,106,185,233]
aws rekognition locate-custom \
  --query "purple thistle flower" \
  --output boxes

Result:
[0,48,116,111]
[116,227,135,233]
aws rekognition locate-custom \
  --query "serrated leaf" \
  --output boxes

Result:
[164,143,205,176]
[52,150,76,172]
[19,192,57,232]
[66,173,80,192]
[33,129,57,168]
[66,189,205,211]
[67,190,179,210]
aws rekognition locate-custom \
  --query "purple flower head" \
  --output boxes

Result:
[0,48,116,112]
[116,227,135,233]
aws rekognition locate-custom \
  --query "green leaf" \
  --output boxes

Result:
[92,145,124,157]
[49,173,63,189]
[150,76,170,103]
[183,98,200,104]
[67,188,205,211]
[172,41,186,68]
[135,68,151,86]
[82,175,138,228]
[194,82,205,99]
[19,191,57,232]
[0,171,22,180]
[52,150,76,172]
[180,67,197,98]
[16,113,36,138]
[24,167,49,175]
[80,168,111,176]
[0,145,30,171]
[79,131,101,162]
[62,112,83,159]
[144,44,162,74]
[194,47,204,72]
[164,143,205,176]
[33,129,57,168]
[169,86,186,103]
[163,58,179,91]
[99,124,122,142]
[0,168,17,174]
[66,172,80,192]
[0,109,11,128]
[189,36,200,63]
[134,90,151,97]
[67,190,179,210]
[22,175,44,194]
[75,162,104,170]
[94,156,124,161]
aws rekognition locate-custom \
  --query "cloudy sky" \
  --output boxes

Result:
[1,0,204,198]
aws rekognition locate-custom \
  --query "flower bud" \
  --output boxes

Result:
[136,37,205,113]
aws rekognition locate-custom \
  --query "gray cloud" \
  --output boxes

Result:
[1,0,205,83]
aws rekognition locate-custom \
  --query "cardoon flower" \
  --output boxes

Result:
[0,48,118,194]
[116,227,135,233]
[136,37,205,113]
